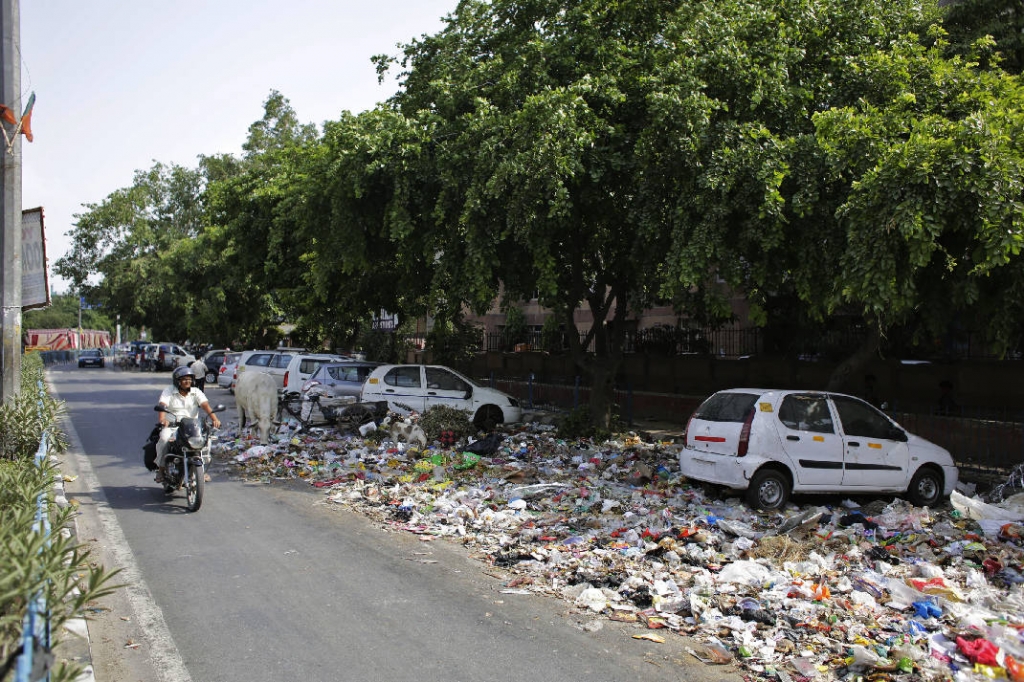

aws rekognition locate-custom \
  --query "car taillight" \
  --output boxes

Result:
[284,371,290,388]
[737,408,755,457]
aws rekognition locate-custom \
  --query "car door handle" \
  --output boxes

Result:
[848,441,860,447]
[427,391,437,395]
[787,435,800,441]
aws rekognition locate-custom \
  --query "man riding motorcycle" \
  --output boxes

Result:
[155,366,221,483]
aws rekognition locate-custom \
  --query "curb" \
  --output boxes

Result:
[51,458,96,682]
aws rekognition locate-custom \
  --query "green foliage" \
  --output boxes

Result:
[540,315,565,354]
[418,405,475,442]
[0,356,119,682]
[502,306,527,344]
[357,326,415,364]
[22,294,118,336]
[941,0,1023,74]
[425,317,482,367]
[556,405,619,442]
[0,355,68,462]
[0,460,122,682]
[50,0,1024,419]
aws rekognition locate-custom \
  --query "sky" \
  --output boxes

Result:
[19,0,459,293]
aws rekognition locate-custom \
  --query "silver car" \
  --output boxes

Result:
[300,362,380,400]
[217,352,242,389]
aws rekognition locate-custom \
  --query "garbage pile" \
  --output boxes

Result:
[214,417,1024,682]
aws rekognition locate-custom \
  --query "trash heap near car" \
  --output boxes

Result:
[212,412,1024,682]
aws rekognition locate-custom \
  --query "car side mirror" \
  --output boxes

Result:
[464,387,473,400]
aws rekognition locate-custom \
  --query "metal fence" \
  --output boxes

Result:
[480,374,1023,473]
[478,327,763,356]
[424,325,1021,361]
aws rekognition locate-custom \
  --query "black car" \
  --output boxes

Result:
[78,349,105,368]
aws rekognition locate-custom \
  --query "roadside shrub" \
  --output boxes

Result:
[0,354,68,462]
[418,405,475,443]
[425,318,482,368]
[556,405,621,442]
[0,353,119,682]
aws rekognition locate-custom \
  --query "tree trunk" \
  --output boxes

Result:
[588,360,618,429]
[825,326,882,395]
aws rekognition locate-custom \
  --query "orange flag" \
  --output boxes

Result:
[0,104,16,125]
[19,93,34,142]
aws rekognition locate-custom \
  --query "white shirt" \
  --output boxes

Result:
[158,386,209,421]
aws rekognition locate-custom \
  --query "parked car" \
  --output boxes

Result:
[233,349,344,393]
[156,343,195,371]
[218,352,242,389]
[275,353,347,392]
[197,349,230,384]
[677,388,959,510]
[77,348,105,368]
[360,364,522,429]
[300,362,381,400]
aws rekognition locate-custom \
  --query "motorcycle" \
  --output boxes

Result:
[146,403,226,511]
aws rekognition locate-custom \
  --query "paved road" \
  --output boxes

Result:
[49,364,739,682]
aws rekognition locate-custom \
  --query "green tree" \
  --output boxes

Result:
[22,293,115,334]
[942,0,1023,74]
[373,0,700,427]
[54,162,210,341]
[641,0,1024,387]
[203,91,324,348]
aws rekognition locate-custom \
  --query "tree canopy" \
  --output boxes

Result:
[55,0,1024,424]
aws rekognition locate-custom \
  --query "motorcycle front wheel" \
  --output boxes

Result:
[185,463,205,512]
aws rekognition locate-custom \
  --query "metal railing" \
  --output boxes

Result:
[479,374,1024,473]
[15,384,53,682]
[398,325,1023,361]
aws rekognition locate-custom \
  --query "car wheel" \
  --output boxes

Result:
[473,405,503,432]
[906,466,942,507]
[745,468,790,511]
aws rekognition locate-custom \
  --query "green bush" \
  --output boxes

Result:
[0,354,68,462]
[418,405,475,442]
[0,354,120,682]
[425,317,482,368]
[555,405,621,441]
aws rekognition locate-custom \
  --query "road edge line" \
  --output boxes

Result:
[51,378,194,682]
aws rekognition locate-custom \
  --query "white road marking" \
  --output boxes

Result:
[58,391,194,682]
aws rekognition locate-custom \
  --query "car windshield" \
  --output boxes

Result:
[82,350,101,357]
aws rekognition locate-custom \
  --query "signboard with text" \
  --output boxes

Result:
[22,207,49,310]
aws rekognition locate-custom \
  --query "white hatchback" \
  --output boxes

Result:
[678,388,958,510]
[360,364,522,429]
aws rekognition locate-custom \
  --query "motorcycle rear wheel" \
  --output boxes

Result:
[185,464,204,512]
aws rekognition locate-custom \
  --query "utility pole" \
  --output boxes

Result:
[0,0,22,402]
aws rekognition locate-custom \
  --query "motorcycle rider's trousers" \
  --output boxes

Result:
[155,426,176,470]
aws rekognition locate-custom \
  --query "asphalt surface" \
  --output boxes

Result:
[49,365,738,682]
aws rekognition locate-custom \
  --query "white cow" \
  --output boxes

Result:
[235,371,277,445]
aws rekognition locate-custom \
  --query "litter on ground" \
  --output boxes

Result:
[214,414,1024,682]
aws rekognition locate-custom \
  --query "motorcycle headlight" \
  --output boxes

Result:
[188,435,206,449]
